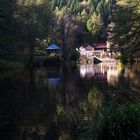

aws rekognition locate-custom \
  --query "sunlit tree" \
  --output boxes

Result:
[87,13,103,39]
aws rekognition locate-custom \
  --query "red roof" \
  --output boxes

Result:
[94,42,107,49]
[81,43,94,51]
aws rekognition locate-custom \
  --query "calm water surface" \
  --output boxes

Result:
[0,62,140,140]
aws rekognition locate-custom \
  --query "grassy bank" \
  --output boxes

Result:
[0,59,24,69]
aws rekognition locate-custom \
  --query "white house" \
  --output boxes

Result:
[77,43,94,59]
[77,42,111,59]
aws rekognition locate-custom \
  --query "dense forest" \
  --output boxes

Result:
[0,1,140,139]
[0,0,140,64]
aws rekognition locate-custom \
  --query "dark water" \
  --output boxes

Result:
[0,62,140,140]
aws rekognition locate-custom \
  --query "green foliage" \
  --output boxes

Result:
[0,0,52,62]
[69,50,80,61]
[49,0,115,41]
[87,13,103,38]
[81,103,140,140]
[34,49,46,56]
[17,1,52,40]
[0,0,21,59]
[108,0,140,59]
[117,49,129,61]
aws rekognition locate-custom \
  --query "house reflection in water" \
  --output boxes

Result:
[80,65,95,78]
[79,62,120,85]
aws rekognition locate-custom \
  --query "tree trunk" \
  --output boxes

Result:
[28,38,34,65]
[62,36,67,61]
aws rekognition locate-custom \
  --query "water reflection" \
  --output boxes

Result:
[0,63,140,140]
[47,67,61,87]
[80,62,120,85]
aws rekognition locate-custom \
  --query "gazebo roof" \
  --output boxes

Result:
[46,44,60,50]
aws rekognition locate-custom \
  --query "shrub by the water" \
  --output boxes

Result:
[81,103,140,140]
[69,50,80,61]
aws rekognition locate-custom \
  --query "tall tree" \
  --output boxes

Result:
[54,8,78,60]
[0,0,21,60]
[16,0,52,62]
[108,0,140,59]
[87,13,103,40]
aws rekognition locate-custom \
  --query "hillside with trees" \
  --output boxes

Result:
[0,0,139,63]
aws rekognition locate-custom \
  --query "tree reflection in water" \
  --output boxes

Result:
[0,62,140,140]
